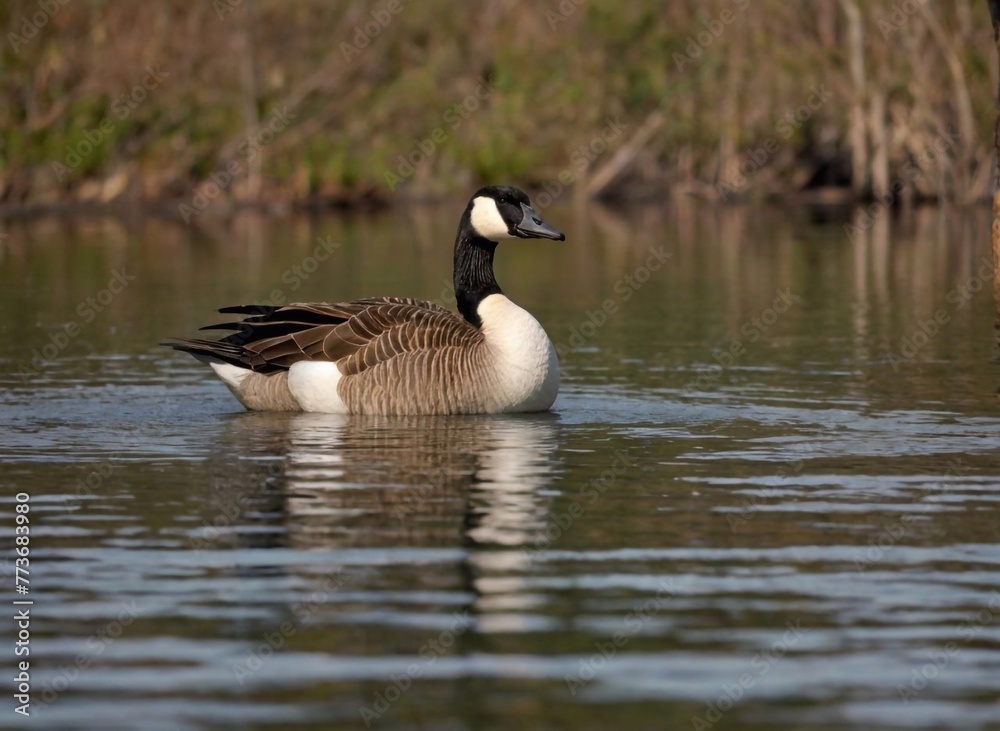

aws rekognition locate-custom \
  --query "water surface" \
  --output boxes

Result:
[1,203,999,730]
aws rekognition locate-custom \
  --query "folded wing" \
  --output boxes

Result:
[161,297,482,374]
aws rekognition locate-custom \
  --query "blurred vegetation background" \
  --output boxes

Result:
[0,0,995,210]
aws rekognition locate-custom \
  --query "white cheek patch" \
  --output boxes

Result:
[470,197,512,241]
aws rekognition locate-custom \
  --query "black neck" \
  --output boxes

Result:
[454,227,502,328]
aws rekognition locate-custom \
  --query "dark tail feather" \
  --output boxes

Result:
[198,319,323,336]
[198,322,244,332]
[159,338,255,369]
[217,304,283,316]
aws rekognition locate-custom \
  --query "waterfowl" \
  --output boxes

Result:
[161,185,566,415]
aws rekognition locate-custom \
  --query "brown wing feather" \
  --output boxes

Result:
[336,304,482,376]
[161,298,480,375]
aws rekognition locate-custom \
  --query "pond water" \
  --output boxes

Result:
[1,201,999,730]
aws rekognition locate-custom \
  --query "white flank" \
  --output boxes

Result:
[210,362,251,389]
[477,293,559,412]
[469,197,512,241]
[287,361,350,413]
[209,362,254,408]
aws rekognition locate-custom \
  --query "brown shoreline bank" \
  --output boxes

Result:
[3,4,995,223]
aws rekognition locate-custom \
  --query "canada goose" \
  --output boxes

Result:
[162,185,566,415]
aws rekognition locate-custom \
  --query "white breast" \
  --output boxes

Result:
[477,293,560,412]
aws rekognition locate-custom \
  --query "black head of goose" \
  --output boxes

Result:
[161,185,566,415]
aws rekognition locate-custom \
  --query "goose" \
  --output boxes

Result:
[161,185,566,415]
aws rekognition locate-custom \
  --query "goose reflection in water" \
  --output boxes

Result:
[203,412,560,556]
